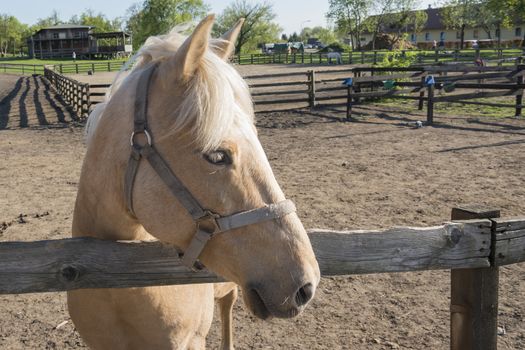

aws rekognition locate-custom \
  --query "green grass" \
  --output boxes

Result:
[374,95,517,119]
[0,57,127,65]
[0,57,128,75]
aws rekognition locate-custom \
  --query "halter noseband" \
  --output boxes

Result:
[124,63,296,271]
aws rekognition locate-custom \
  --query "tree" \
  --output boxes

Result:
[288,32,299,42]
[213,0,281,54]
[440,0,479,49]
[327,0,372,51]
[0,14,27,56]
[70,9,123,33]
[34,10,62,29]
[126,0,209,48]
[365,0,422,50]
[481,0,522,46]
[383,8,427,47]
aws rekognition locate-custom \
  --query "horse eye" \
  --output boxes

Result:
[203,150,232,165]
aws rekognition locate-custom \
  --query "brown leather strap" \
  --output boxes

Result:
[181,200,296,269]
[124,147,142,216]
[216,200,296,232]
[141,145,206,220]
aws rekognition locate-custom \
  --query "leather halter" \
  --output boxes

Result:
[124,63,297,271]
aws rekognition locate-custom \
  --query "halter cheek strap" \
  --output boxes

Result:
[124,63,297,271]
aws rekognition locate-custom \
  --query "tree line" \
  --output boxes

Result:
[327,0,525,50]
[0,0,289,57]
[3,0,522,58]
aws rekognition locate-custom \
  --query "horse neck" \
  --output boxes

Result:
[73,83,149,241]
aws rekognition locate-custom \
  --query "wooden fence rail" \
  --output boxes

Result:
[231,48,525,66]
[344,64,525,123]
[1,215,524,294]
[44,67,90,119]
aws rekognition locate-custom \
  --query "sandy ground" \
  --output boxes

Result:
[1,68,525,349]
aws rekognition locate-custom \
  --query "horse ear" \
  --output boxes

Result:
[213,18,245,60]
[168,14,215,83]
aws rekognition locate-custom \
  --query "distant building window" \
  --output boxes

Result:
[74,32,81,38]
[440,32,445,40]
[53,33,59,39]
[410,33,416,42]
[360,37,366,41]
[425,32,430,41]
[456,31,461,39]
[496,29,500,38]
[473,29,479,39]
[516,27,522,37]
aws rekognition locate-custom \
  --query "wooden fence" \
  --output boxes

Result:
[43,68,90,119]
[45,61,525,121]
[0,206,524,350]
[343,64,525,123]
[0,63,46,75]
[232,48,525,66]
[53,61,125,74]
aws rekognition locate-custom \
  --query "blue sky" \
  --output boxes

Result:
[5,0,434,35]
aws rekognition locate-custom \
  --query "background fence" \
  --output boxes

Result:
[232,48,525,66]
[43,68,90,119]
[1,48,524,76]
[41,60,525,123]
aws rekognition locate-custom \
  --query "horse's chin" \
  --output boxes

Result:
[243,288,272,320]
[242,286,303,320]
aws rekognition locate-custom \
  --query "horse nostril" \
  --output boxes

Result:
[295,283,314,307]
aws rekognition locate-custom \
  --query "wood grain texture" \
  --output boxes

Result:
[493,217,525,266]
[0,219,502,294]
[309,220,492,276]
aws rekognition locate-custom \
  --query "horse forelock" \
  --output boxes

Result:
[85,26,254,152]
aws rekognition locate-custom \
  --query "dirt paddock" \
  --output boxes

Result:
[1,66,524,349]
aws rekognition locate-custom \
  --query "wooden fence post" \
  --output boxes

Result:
[450,206,500,350]
[346,86,353,121]
[83,84,90,119]
[308,70,316,109]
[426,82,435,124]
[516,65,523,117]
[418,76,426,110]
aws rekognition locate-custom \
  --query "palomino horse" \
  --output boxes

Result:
[67,15,320,349]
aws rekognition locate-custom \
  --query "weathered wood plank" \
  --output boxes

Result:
[0,239,224,294]
[492,217,525,232]
[433,90,519,103]
[310,220,491,276]
[0,219,501,295]
[494,233,525,266]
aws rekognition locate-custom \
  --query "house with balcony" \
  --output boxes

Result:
[27,24,133,59]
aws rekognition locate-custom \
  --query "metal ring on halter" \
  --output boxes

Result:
[130,130,152,147]
[196,210,221,235]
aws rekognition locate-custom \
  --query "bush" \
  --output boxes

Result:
[377,50,419,68]
[318,42,347,53]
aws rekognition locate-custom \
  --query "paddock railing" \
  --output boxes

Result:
[1,208,524,293]
[46,61,525,120]
[0,206,523,350]
[231,48,525,66]
[43,67,91,119]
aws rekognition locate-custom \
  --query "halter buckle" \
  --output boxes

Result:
[130,130,152,148]
[196,210,221,235]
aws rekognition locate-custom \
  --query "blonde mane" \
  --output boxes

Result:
[86,26,254,151]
